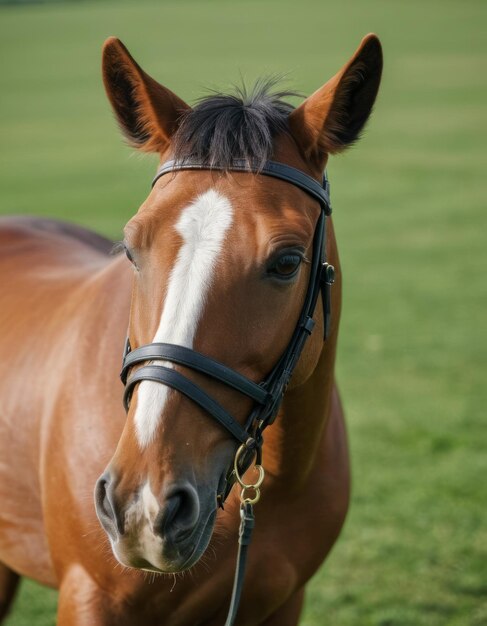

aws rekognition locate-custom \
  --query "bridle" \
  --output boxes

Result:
[119,157,335,625]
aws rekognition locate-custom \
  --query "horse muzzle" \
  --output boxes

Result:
[94,471,217,573]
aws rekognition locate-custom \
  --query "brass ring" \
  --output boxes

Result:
[240,486,261,505]
[234,443,265,489]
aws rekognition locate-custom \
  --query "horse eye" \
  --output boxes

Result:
[268,253,303,279]
[124,245,135,264]
[123,245,137,267]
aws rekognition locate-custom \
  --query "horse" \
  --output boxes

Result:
[0,33,382,625]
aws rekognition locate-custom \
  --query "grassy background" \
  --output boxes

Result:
[1,0,486,624]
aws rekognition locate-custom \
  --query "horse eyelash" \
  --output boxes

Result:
[110,240,126,255]
[110,240,138,271]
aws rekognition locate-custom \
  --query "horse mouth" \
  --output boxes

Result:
[111,508,217,574]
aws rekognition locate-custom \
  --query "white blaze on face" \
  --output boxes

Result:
[114,481,165,571]
[134,189,234,448]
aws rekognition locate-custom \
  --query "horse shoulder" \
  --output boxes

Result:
[0,217,123,587]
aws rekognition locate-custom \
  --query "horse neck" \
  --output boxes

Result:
[83,254,133,360]
[261,339,338,489]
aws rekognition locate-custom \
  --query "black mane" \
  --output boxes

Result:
[172,78,298,171]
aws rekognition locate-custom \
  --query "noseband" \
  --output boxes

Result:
[119,158,335,625]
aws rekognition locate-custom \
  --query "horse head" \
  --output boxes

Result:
[95,35,382,573]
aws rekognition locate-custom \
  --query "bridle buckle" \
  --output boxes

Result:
[321,262,335,340]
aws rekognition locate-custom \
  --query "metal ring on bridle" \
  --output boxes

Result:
[234,443,265,490]
[240,486,261,505]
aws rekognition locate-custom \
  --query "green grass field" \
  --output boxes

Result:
[1,0,486,624]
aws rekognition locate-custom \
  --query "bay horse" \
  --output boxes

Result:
[0,34,382,625]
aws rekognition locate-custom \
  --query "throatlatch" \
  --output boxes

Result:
[120,158,334,626]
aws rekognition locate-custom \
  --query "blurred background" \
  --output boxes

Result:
[0,0,485,624]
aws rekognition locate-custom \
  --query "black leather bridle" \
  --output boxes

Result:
[119,158,335,625]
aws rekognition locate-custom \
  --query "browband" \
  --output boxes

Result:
[152,159,332,215]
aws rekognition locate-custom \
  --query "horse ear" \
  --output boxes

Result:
[289,34,382,167]
[102,37,190,153]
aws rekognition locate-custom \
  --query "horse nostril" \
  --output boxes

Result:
[94,473,124,537]
[155,483,200,543]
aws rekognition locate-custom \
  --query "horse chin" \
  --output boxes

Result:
[110,509,217,575]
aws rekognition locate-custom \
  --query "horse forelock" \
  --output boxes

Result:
[172,78,299,171]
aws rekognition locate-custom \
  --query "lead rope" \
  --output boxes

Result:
[224,443,265,626]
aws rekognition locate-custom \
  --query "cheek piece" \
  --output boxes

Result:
[119,158,335,626]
